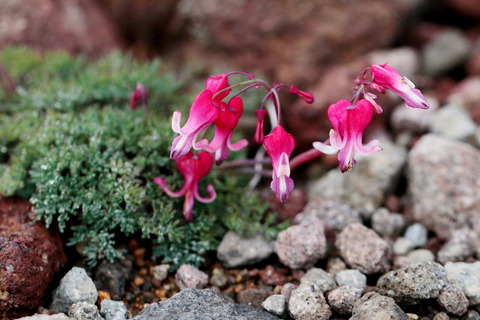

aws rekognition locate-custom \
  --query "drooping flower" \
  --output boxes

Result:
[313,99,382,172]
[201,96,248,164]
[170,74,232,159]
[263,125,295,202]
[130,83,148,110]
[154,151,216,222]
[170,90,219,159]
[289,85,314,104]
[370,64,430,109]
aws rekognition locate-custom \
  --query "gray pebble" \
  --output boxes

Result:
[326,285,362,315]
[404,223,428,247]
[100,299,127,320]
[16,315,72,320]
[350,292,409,320]
[209,268,228,288]
[371,208,405,238]
[429,104,477,142]
[151,264,170,282]
[433,312,450,320]
[68,302,103,320]
[437,230,473,264]
[463,310,480,320]
[377,261,448,304]
[335,269,367,290]
[217,231,273,268]
[50,267,98,314]
[288,282,332,320]
[406,249,435,262]
[300,268,336,293]
[394,237,416,255]
[262,294,287,318]
[445,261,480,305]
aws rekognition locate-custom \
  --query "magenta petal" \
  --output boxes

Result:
[270,175,294,203]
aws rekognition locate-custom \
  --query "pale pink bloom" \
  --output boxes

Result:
[313,99,382,172]
[263,125,295,202]
[370,64,429,109]
[154,151,216,222]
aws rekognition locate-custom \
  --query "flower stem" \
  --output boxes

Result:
[290,148,323,170]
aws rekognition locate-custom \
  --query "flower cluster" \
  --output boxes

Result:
[144,65,429,221]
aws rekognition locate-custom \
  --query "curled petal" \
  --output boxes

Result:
[194,184,217,203]
[171,111,182,133]
[153,177,187,198]
[312,141,338,155]
[364,92,383,114]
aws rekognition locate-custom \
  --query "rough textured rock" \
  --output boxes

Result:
[177,0,413,86]
[444,261,480,305]
[437,229,473,264]
[335,223,392,274]
[335,269,367,290]
[174,264,208,291]
[293,197,361,233]
[68,302,102,320]
[100,299,128,320]
[288,283,332,320]
[16,314,71,320]
[437,284,469,316]
[50,267,98,314]
[0,0,121,56]
[429,104,477,142]
[132,288,281,320]
[261,294,287,318]
[377,261,448,304]
[309,140,407,216]
[422,27,471,77]
[0,197,67,311]
[274,216,326,269]
[217,231,273,268]
[407,134,480,239]
[326,285,362,315]
[300,268,336,293]
[371,208,405,238]
[350,292,409,320]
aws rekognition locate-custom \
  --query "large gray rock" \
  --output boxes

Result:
[407,134,480,240]
[288,283,332,320]
[349,292,409,320]
[444,261,480,305]
[274,216,326,269]
[50,267,98,314]
[217,231,273,268]
[309,140,407,216]
[335,223,392,274]
[132,288,281,320]
[377,261,448,304]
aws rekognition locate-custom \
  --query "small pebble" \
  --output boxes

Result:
[371,208,405,238]
[300,268,336,293]
[236,288,270,309]
[404,223,428,247]
[407,249,435,262]
[174,264,208,291]
[394,237,416,255]
[335,269,367,290]
[151,264,170,282]
[445,261,480,305]
[437,285,469,316]
[262,294,287,318]
[288,283,332,320]
[327,285,362,314]
[68,302,102,320]
[326,257,347,274]
[350,292,409,320]
[100,299,128,320]
[280,283,297,299]
[433,311,450,320]
[209,268,228,288]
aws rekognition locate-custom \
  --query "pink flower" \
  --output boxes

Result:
[154,151,216,222]
[170,90,219,159]
[202,96,248,164]
[130,83,148,110]
[370,64,429,109]
[289,85,314,104]
[263,125,295,202]
[313,99,382,172]
[170,74,233,159]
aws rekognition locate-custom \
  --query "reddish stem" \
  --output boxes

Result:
[290,148,323,170]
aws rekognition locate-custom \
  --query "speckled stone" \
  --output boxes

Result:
[174,264,208,291]
[274,216,326,269]
[326,285,362,315]
[262,294,287,318]
[300,268,336,293]
[335,223,392,274]
[371,208,405,238]
[350,292,409,320]
[408,134,480,240]
[437,285,469,316]
[68,302,102,320]
[217,231,273,268]
[404,223,428,247]
[444,261,480,305]
[377,261,448,304]
[437,229,473,264]
[335,269,367,290]
[288,283,332,320]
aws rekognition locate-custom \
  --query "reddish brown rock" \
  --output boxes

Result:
[0,0,122,56]
[177,0,413,86]
[0,197,67,311]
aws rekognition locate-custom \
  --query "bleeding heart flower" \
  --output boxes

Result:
[130,83,148,110]
[263,125,295,202]
[370,64,429,110]
[154,151,216,222]
[313,99,382,172]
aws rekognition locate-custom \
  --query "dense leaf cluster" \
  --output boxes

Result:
[0,47,283,268]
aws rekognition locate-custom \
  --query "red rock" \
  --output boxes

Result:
[0,197,67,312]
[0,0,122,57]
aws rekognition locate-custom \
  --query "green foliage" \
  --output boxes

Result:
[0,47,283,269]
